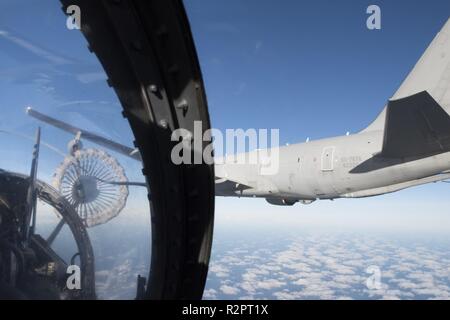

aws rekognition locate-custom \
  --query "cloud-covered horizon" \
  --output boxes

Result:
[204,232,450,300]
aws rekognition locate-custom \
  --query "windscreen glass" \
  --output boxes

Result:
[0,0,151,299]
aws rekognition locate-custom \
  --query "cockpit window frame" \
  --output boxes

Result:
[62,0,215,300]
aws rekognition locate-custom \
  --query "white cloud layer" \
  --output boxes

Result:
[205,232,450,300]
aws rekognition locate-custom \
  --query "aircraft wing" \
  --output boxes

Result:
[214,162,279,197]
[380,91,450,158]
[215,178,253,197]
[26,107,141,161]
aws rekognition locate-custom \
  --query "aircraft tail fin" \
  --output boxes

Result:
[363,18,450,132]
[380,91,450,158]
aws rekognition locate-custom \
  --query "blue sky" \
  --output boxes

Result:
[0,0,139,179]
[183,0,450,233]
[185,0,450,140]
[0,1,449,235]
[0,0,449,300]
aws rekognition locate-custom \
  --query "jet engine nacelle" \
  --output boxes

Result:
[265,198,297,206]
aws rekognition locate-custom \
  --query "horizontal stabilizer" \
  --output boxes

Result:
[381,91,450,158]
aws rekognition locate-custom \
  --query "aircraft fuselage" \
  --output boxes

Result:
[215,130,450,203]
